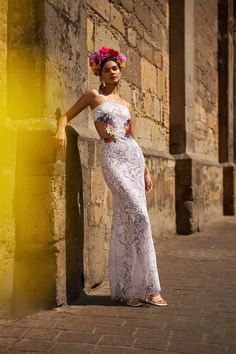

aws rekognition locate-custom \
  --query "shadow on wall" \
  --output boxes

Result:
[11,128,84,317]
[65,125,84,303]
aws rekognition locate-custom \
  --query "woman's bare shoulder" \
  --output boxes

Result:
[84,89,100,98]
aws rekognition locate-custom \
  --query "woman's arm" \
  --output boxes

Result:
[57,90,96,129]
[54,90,96,150]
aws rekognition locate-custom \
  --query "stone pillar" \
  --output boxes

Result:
[170,0,223,234]
[1,0,89,318]
[170,0,196,234]
[218,0,236,215]
[170,0,195,155]
[0,0,18,318]
[11,129,65,317]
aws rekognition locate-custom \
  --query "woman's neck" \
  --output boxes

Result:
[100,84,119,96]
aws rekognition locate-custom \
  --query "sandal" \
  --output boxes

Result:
[125,296,143,307]
[145,294,167,306]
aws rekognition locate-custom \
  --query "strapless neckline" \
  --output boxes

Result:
[91,101,129,113]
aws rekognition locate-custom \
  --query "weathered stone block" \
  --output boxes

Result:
[174,153,223,234]
[0,0,7,30]
[7,47,44,119]
[87,18,94,53]
[44,0,87,118]
[136,117,167,150]
[94,23,120,51]
[132,89,142,114]
[88,0,110,21]
[133,18,144,37]
[127,28,137,47]
[90,167,106,205]
[0,259,14,318]
[143,93,154,118]
[119,81,133,105]
[137,40,154,63]
[12,251,57,317]
[48,0,85,23]
[141,58,157,94]
[110,4,125,35]
[121,46,141,88]
[120,0,134,12]
[154,51,163,68]
[135,1,152,32]
[157,67,165,100]
[153,97,162,123]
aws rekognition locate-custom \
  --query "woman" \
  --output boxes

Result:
[54,47,167,307]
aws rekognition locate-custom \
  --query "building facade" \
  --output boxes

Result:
[0,0,235,317]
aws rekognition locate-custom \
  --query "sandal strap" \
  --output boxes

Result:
[126,296,141,305]
[147,294,166,303]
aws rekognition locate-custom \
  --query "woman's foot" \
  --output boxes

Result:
[125,296,143,307]
[145,293,167,306]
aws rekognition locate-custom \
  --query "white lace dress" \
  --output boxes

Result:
[91,95,161,300]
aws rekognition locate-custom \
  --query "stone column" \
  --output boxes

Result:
[170,0,223,234]
[2,0,89,317]
[170,0,195,155]
[218,0,236,215]
[0,0,18,318]
[170,0,197,234]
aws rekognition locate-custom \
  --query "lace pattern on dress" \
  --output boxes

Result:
[91,99,162,300]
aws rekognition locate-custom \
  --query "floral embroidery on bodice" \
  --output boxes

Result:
[91,99,132,143]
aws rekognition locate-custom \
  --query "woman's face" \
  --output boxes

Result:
[99,60,121,85]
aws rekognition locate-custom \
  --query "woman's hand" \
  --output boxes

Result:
[54,126,67,151]
[53,113,68,151]
[144,167,153,193]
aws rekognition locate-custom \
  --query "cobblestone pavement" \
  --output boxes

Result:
[1,216,236,353]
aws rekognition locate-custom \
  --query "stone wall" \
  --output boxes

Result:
[7,0,44,119]
[86,0,176,256]
[44,0,88,127]
[87,0,170,149]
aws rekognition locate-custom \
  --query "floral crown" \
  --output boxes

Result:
[88,47,127,75]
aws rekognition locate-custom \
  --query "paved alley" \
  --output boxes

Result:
[0,216,236,353]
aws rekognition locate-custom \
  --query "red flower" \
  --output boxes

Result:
[109,49,119,57]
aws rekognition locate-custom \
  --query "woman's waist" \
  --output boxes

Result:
[100,136,142,152]
[94,121,131,141]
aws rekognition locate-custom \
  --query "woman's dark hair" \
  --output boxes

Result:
[99,57,121,75]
